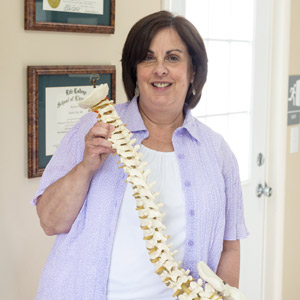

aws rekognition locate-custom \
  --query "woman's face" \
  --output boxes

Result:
[136,28,193,114]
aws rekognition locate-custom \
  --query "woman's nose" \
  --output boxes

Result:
[153,60,168,76]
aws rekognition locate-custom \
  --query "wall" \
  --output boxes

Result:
[282,0,300,298]
[0,1,161,299]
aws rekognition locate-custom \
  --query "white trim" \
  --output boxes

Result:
[161,0,171,11]
[161,0,186,15]
[263,0,290,299]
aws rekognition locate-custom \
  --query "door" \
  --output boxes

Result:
[162,0,273,299]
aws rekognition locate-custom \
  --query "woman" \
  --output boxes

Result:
[33,11,248,300]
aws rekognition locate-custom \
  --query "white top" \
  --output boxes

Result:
[107,145,186,300]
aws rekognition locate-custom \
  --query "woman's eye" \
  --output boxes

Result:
[167,55,180,62]
[144,54,155,61]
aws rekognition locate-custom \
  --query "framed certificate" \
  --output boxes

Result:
[27,65,116,178]
[25,0,115,34]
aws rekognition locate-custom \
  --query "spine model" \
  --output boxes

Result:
[79,84,246,300]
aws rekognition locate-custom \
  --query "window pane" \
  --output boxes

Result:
[229,42,252,113]
[231,0,254,40]
[208,0,231,39]
[186,0,209,39]
[205,115,229,142]
[191,112,250,181]
[206,41,230,115]
[228,113,250,181]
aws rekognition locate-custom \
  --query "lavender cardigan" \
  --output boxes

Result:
[33,97,248,300]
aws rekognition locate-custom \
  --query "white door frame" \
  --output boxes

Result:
[161,0,290,299]
[263,0,290,299]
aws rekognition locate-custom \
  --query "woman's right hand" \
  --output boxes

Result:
[81,122,115,173]
[36,122,115,236]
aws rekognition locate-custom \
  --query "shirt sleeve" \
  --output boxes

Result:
[221,140,249,240]
[31,113,95,205]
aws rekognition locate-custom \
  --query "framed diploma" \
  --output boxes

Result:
[25,0,115,34]
[27,65,116,178]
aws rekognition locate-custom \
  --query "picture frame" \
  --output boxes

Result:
[27,65,116,178]
[25,0,115,34]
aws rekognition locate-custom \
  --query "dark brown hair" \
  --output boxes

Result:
[121,10,208,109]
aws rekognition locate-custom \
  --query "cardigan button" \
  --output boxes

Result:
[178,153,185,159]
[184,181,191,187]
[188,240,194,247]
[189,209,195,216]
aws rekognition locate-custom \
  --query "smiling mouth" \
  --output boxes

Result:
[152,82,172,88]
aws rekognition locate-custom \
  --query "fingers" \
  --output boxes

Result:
[89,122,114,139]
[82,123,115,173]
[86,122,115,150]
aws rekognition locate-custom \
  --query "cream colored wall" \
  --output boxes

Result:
[0,1,161,299]
[282,0,300,298]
